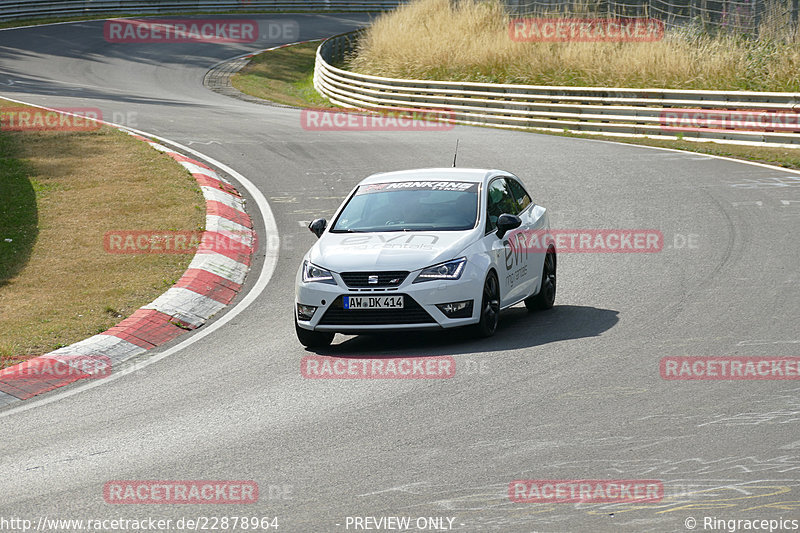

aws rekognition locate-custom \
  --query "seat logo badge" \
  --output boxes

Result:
[368,275,379,284]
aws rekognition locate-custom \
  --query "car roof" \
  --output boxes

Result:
[358,168,511,185]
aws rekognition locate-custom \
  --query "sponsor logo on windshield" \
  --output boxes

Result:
[339,234,441,250]
[357,181,478,195]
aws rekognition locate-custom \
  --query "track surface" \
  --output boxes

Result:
[1,14,799,532]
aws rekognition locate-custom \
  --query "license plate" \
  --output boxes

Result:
[344,295,404,310]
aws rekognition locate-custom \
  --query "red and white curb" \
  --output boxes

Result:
[0,134,254,406]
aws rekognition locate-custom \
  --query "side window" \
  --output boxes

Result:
[507,178,533,212]
[485,178,519,232]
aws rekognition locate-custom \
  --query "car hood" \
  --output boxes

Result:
[307,230,477,272]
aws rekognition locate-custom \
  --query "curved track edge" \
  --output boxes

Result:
[0,98,278,411]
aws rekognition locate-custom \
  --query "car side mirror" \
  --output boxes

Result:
[495,213,521,239]
[308,218,327,238]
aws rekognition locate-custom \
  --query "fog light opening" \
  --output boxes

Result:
[436,300,473,318]
[297,303,317,321]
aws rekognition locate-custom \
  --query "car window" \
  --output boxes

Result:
[331,181,479,232]
[507,178,533,212]
[485,178,519,233]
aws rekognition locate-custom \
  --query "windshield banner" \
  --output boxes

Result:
[357,181,478,195]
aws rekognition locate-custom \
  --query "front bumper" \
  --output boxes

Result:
[295,265,483,333]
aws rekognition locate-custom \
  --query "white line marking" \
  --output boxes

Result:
[737,339,800,346]
[578,136,800,177]
[0,18,114,31]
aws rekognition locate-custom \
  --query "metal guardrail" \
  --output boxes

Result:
[0,1,403,22]
[314,31,800,146]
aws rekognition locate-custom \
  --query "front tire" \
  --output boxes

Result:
[295,317,334,348]
[475,271,500,337]
[526,247,556,311]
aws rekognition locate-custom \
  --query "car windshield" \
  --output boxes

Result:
[331,181,480,232]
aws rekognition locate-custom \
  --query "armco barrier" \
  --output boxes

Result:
[0,0,403,22]
[314,31,800,146]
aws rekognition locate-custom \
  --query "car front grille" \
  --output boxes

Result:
[340,271,409,288]
[318,295,435,325]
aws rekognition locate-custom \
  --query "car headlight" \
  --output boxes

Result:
[302,261,336,284]
[414,257,466,283]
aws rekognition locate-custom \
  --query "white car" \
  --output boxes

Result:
[294,168,556,347]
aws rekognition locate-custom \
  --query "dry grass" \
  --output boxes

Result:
[0,101,204,367]
[348,0,800,91]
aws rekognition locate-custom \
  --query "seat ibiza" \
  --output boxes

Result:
[294,168,556,347]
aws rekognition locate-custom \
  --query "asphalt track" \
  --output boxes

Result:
[1,14,799,533]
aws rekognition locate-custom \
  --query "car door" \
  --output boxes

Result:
[506,177,547,299]
[482,177,527,306]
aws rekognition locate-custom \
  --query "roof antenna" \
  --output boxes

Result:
[452,139,459,167]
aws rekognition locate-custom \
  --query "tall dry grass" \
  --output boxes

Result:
[348,0,800,91]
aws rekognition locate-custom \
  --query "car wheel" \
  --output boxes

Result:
[475,271,500,337]
[526,247,556,311]
[295,317,334,348]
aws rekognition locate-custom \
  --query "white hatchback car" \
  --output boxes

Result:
[294,168,556,347]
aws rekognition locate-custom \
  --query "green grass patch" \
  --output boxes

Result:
[0,134,38,289]
[232,41,336,108]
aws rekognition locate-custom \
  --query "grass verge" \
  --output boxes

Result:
[231,41,335,108]
[0,100,204,368]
